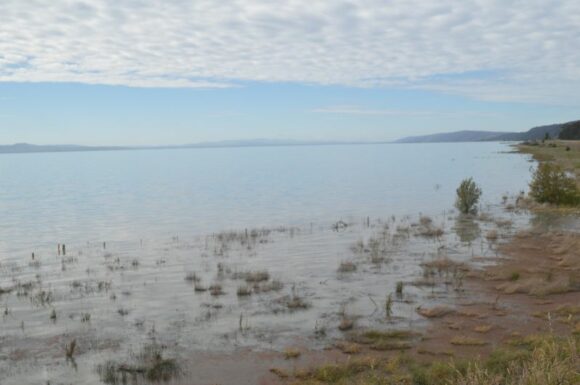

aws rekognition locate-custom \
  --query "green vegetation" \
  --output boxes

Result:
[455,178,482,214]
[559,121,580,140]
[509,272,520,281]
[529,163,579,205]
[518,141,580,189]
[396,281,404,296]
[284,334,579,385]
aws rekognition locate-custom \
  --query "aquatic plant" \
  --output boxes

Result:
[396,281,404,296]
[209,283,224,296]
[194,282,208,292]
[97,343,180,384]
[236,285,252,296]
[65,339,76,359]
[385,294,393,318]
[184,272,200,283]
[338,318,354,331]
[455,178,482,214]
[255,279,284,293]
[232,270,270,283]
[117,308,129,316]
[450,336,487,346]
[286,296,309,310]
[338,261,357,273]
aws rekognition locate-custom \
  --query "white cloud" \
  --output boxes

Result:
[1,0,579,103]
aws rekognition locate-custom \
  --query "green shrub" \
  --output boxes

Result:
[455,178,482,214]
[529,163,579,206]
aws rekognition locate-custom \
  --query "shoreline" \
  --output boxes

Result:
[156,217,580,385]
[1,143,579,384]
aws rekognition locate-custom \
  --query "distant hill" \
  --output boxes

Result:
[395,120,579,143]
[177,139,368,148]
[395,130,508,143]
[559,121,580,140]
[0,139,380,155]
[0,143,126,154]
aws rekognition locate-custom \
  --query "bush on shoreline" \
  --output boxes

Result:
[529,163,579,206]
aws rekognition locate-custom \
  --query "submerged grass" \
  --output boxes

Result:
[351,329,417,352]
[97,343,180,384]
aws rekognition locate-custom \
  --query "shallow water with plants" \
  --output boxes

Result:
[0,143,551,384]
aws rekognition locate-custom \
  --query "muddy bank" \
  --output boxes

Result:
[412,229,579,360]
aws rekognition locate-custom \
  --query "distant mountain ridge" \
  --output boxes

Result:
[2,121,578,154]
[0,139,382,155]
[0,143,127,154]
[395,120,579,143]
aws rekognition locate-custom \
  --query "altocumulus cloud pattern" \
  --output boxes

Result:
[1,0,580,103]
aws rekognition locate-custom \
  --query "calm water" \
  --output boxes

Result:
[0,142,536,384]
[0,142,531,255]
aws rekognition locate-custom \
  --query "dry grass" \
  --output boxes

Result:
[335,341,361,354]
[279,334,579,385]
[277,294,310,310]
[417,226,444,237]
[474,324,493,333]
[370,340,412,351]
[233,270,271,283]
[270,367,289,378]
[254,279,284,293]
[417,306,455,318]
[351,329,417,352]
[450,336,488,346]
[284,348,301,359]
[486,230,499,241]
[338,318,354,331]
[422,257,467,272]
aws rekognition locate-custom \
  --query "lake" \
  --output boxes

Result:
[0,142,536,384]
[0,142,532,255]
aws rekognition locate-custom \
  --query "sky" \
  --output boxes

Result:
[0,0,579,145]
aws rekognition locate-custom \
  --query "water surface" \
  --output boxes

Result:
[0,142,531,255]
[0,143,536,384]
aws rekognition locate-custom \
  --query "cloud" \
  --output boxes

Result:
[1,1,579,103]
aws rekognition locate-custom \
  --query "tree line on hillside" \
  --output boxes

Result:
[558,120,580,140]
